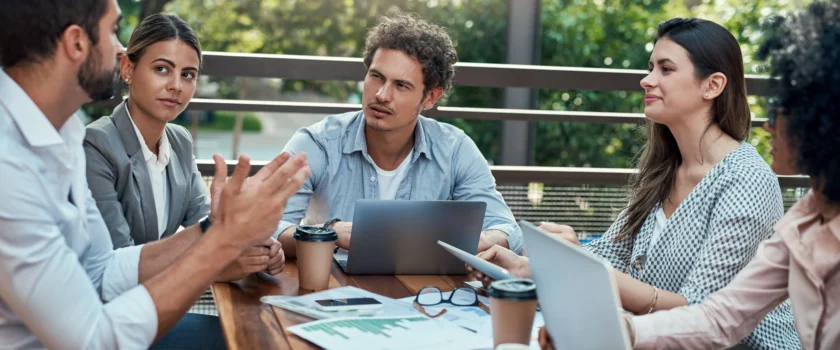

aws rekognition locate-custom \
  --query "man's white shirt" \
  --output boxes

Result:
[0,69,158,349]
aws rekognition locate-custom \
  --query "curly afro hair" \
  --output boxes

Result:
[757,1,840,204]
[363,9,458,95]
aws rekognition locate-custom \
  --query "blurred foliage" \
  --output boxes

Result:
[536,0,804,167]
[110,0,805,167]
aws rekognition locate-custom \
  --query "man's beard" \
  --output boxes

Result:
[365,98,425,132]
[77,46,117,101]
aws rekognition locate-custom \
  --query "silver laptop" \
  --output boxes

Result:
[521,220,632,350]
[334,200,486,275]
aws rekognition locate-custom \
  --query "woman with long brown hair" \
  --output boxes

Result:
[599,3,840,348]
[470,18,799,349]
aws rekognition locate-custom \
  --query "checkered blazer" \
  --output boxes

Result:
[584,142,801,350]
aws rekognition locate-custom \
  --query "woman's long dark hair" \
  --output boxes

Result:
[618,18,750,240]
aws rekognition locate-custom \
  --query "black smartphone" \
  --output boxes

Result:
[314,297,383,311]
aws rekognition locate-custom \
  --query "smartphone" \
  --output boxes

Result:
[314,297,383,312]
[437,240,515,281]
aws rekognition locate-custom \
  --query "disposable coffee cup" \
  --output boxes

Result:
[488,278,538,347]
[294,225,338,291]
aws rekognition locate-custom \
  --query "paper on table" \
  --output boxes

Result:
[397,291,491,333]
[396,290,545,349]
[287,315,494,350]
[261,286,421,320]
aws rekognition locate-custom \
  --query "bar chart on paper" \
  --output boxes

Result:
[287,315,493,350]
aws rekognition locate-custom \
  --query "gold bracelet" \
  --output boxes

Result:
[640,286,655,313]
[646,286,659,314]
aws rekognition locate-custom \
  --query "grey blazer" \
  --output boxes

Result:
[84,100,210,248]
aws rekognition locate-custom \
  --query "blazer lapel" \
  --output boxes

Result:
[130,150,158,243]
[114,100,159,243]
[164,142,187,237]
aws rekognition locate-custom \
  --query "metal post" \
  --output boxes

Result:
[500,0,540,165]
[231,77,249,159]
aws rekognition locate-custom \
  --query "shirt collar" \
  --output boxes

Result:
[776,191,819,236]
[343,110,430,160]
[125,102,171,165]
[0,68,76,147]
[775,191,840,243]
[830,209,840,242]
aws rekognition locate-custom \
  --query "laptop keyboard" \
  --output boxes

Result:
[338,260,348,271]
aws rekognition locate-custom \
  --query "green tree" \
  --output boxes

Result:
[535,0,801,167]
[164,0,508,159]
[110,0,802,166]
[535,0,679,167]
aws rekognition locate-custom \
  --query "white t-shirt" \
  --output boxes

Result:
[372,149,413,200]
[650,205,669,249]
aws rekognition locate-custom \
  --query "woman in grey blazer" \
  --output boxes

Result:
[471,18,800,349]
[84,14,285,279]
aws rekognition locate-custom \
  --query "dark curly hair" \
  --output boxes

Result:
[363,9,458,95]
[757,1,840,204]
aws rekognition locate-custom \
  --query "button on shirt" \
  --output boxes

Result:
[277,111,524,253]
[0,69,157,349]
[125,103,171,238]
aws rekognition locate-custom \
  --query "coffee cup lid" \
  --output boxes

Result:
[487,278,537,300]
[293,225,338,242]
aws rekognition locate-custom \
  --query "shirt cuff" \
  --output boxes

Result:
[103,285,159,349]
[102,244,144,302]
[485,223,524,255]
[630,314,657,349]
[275,221,296,239]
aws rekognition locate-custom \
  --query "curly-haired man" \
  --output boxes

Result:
[276,10,522,259]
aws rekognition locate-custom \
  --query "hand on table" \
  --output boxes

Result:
[538,222,580,246]
[265,237,286,275]
[465,244,531,287]
[216,236,285,280]
[330,221,352,250]
[217,243,270,281]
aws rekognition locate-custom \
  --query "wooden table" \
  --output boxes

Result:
[212,260,473,349]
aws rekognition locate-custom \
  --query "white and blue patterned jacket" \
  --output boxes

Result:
[584,142,801,350]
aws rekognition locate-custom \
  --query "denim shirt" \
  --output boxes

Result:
[276,110,523,253]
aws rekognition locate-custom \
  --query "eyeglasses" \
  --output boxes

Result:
[412,286,490,318]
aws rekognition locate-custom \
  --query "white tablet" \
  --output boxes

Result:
[437,240,516,281]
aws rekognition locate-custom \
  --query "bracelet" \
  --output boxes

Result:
[646,286,659,314]
[323,218,341,229]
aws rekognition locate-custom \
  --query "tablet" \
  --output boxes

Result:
[437,240,516,281]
